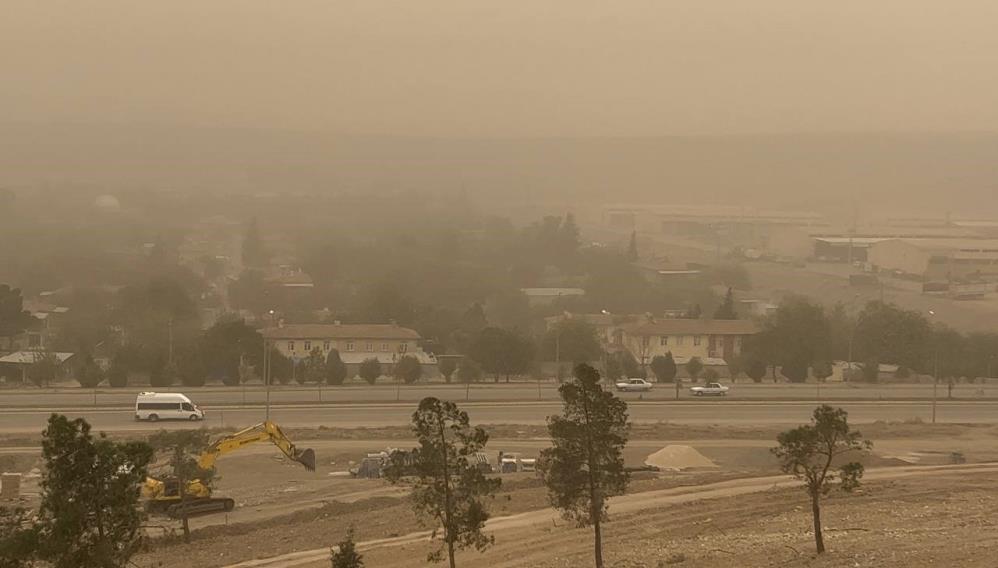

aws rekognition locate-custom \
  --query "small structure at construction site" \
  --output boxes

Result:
[350,448,407,479]
[351,449,498,478]
[498,452,536,473]
[644,445,718,472]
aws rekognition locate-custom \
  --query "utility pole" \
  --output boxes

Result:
[929,309,938,424]
[933,347,939,424]
[168,317,174,364]
[555,329,561,383]
[264,339,271,421]
[394,352,400,402]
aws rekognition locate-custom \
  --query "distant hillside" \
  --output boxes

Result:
[2,123,997,217]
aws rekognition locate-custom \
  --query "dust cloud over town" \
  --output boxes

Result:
[2,3,998,568]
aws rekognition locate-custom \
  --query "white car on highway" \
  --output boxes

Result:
[689,382,729,397]
[615,378,654,392]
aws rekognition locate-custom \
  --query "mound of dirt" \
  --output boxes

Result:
[645,445,718,471]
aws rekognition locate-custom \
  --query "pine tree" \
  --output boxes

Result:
[384,398,501,567]
[649,353,677,383]
[627,231,638,261]
[539,364,629,568]
[325,349,348,385]
[394,354,423,385]
[686,356,704,382]
[38,415,153,567]
[359,358,382,385]
[713,288,738,320]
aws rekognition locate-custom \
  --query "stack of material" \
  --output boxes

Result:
[644,445,718,471]
[1,473,21,499]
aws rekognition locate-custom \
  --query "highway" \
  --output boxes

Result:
[2,381,997,409]
[1,400,996,434]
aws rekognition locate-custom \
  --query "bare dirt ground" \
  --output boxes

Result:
[5,422,997,567]
[340,468,998,568]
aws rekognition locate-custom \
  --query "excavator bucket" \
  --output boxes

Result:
[294,448,317,472]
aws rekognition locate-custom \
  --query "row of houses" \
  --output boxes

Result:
[263,314,761,379]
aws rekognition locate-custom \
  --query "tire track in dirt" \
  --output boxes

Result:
[223,462,998,568]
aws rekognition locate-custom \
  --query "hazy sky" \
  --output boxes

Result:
[5,1,998,137]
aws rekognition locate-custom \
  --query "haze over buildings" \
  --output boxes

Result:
[3,2,998,214]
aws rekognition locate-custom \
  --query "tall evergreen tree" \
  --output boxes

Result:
[627,231,638,261]
[359,358,382,385]
[325,349,348,385]
[649,353,677,383]
[385,398,501,567]
[304,347,327,384]
[0,284,34,338]
[539,364,630,568]
[713,288,738,320]
[38,415,153,568]
[394,354,423,385]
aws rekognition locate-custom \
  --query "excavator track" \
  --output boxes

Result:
[165,497,236,518]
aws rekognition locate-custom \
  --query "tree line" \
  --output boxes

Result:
[739,297,998,383]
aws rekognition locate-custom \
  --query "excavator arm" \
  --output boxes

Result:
[197,421,316,472]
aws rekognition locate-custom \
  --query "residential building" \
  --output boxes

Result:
[0,351,75,384]
[616,318,759,367]
[260,322,436,377]
[544,312,760,372]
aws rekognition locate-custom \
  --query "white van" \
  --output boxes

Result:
[135,392,205,422]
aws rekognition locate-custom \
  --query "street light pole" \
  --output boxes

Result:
[929,310,938,424]
[933,347,938,424]
[265,310,275,421]
[264,339,271,421]
[555,330,561,383]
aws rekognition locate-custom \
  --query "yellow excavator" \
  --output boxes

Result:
[143,421,316,518]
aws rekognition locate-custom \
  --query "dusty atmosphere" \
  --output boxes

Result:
[3,2,998,568]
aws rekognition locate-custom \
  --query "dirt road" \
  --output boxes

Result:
[223,462,998,568]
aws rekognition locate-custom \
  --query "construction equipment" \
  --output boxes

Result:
[143,421,316,518]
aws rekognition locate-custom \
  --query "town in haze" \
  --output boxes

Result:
[3,2,998,568]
